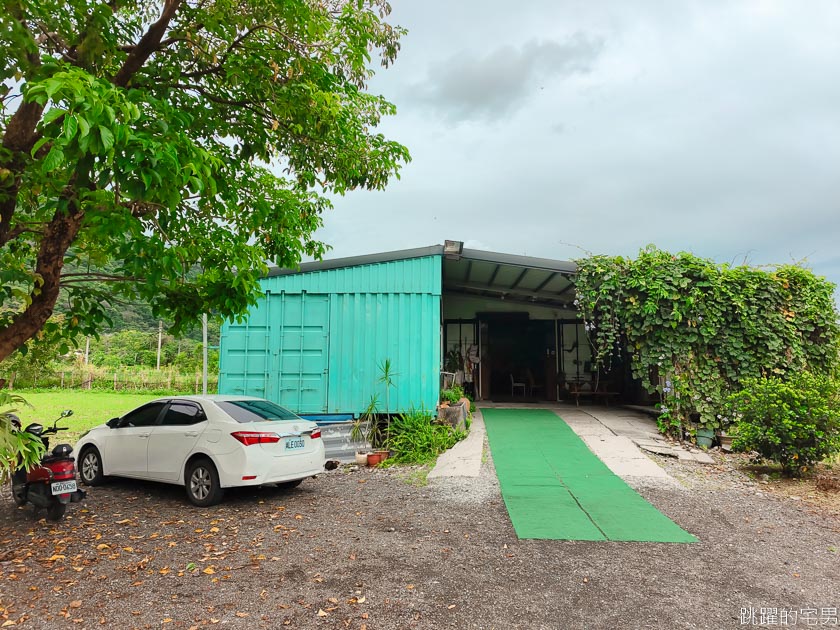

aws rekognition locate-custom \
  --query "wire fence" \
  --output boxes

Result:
[1,370,218,394]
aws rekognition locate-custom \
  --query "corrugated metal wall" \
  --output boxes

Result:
[219,255,442,416]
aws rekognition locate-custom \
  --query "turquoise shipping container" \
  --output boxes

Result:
[218,254,442,416]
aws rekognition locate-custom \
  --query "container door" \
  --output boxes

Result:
[271,293,330,413]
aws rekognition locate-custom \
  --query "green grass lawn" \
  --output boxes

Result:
[8,391,160,445]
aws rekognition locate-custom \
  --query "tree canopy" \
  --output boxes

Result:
[0,0,410,364]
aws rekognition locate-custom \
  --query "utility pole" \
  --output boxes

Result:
[156,320,163,370]
[202,313,208,395]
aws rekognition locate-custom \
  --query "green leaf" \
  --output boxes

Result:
[99,127,115,152]
[77,116,90,139]
[41,146,65,172]
[63,115,79,140]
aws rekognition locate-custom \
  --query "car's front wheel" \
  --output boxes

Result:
[185,458,224,507]
[79,447,105,486]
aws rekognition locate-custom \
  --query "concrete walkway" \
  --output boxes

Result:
[427,409,486,478]
[430,403,710,484]
[558,407,676,484]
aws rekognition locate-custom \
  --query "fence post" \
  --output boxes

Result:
[60,371,65,388]
[195,373,200,394]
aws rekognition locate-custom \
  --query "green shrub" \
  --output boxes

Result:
[387,408,466,464]
[0,392,45,477]
[729,372,840,476]
[440,385,464,405]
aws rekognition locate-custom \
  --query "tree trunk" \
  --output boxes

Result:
[0,207,84,363]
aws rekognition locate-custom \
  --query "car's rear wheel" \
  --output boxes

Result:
[276,479,303,491]
[79,447,105,486]
[185,458,224,507]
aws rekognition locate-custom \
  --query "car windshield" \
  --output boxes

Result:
[217,400,300,423]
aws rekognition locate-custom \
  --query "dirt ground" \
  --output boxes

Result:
[1,445,838,630]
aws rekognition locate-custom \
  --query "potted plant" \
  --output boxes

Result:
[350,395,379,465]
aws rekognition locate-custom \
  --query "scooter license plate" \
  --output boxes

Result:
[51,480,77,494]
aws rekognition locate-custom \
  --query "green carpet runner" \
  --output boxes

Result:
[483,408,696,542]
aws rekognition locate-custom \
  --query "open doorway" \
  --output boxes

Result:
[478,314,557,401]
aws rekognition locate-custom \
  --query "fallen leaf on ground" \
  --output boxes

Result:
[317,609,328,617]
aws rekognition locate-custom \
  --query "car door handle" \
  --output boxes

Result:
[184,431,199,437]
[138,433,150,439]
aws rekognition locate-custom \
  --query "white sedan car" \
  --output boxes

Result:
[72,395,327,506]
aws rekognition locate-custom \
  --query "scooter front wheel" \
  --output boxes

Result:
[46,502,66,521]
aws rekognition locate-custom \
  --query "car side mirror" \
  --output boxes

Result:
[106,417,120,429]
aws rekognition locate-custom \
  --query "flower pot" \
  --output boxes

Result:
[695,428,715,449]
[355,451,369,466]
[367,450,389,467]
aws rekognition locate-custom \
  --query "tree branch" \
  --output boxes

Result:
[112,0,183,88]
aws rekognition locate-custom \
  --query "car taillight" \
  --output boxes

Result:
[230,431,281,446]
[309,429,321,439]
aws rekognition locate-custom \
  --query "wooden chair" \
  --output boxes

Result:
[526,369,543,398]
[510,374,526,397]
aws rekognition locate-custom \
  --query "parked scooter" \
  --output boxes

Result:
[11,410,86,521]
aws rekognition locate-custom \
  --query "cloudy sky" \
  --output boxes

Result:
[315,0,840,292]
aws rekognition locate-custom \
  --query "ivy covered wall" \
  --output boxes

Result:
[574,247,839,434]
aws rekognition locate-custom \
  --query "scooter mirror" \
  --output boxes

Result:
[25,423,44,436]
[61,409,73,418]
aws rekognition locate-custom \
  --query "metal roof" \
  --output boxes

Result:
[265,244,579,308]
[444,249,577,309]
[266,245,444,277]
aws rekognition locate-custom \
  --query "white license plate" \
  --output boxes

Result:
[51,480,77,494]
[285,438,305,451]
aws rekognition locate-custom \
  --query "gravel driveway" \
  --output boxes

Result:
[1,444,838,629]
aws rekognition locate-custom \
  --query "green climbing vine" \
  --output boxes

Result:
[574,247,839,436]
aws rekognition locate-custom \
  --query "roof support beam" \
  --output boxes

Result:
[486,264,501,287]
[510,268,529,290]
[444,282,573,309]
[534,272,558,293]
[464,260,473,284]
[443,288,573,311]
[555,282,576,297]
